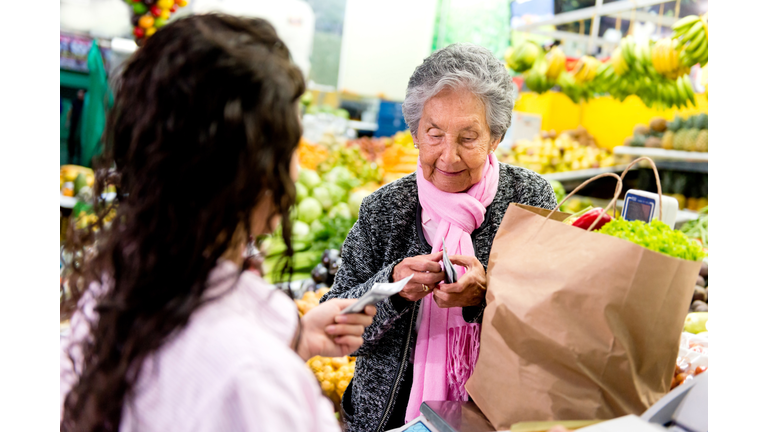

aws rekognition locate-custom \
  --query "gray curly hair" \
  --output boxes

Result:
[402,43,516,141]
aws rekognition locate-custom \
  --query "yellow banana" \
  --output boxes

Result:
[612,47,628,76]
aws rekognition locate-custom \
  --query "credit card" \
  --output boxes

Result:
[341,274,414,314]
[442,236,457,284]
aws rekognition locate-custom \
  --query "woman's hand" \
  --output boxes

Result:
[433,255,487,308]
[392,252,446,302]
[296,299,377,361]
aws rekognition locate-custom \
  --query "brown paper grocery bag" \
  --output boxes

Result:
[465,160,702,430]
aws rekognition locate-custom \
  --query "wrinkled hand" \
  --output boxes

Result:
[433,255,487,308]
[297,299,376,361]
[392,252,446,302]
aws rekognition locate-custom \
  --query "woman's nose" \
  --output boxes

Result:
[440,141,462,166]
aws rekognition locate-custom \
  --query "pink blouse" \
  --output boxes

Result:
[60,260,340,432]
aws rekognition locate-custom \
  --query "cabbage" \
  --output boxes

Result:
[295,182,308,202]
[298,169,322,189]
[328,202,352,220]
[348,190,372,218]
[292,220,311,240]
[323,166,359,191]
[297,197,324,223]
[310,219,325,235]
[326,183,347,205]
[312,186,334,210]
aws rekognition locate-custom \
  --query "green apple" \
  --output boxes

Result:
[684,312,708,334]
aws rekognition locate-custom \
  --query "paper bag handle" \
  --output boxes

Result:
[544,172,623,232]
[617,157,664,220]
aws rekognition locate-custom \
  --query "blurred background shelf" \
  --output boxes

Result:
[542,164,633,182]
[613,147,708,162]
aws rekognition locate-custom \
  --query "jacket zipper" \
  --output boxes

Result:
[375,304,418,432]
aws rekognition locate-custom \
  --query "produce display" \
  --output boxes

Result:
[597,219,707,261]
[506,15,708,108]
[496,127,615,174]
[60,165,118,234]
[504,40,541,74]
[670,14,709,68]
[634,169,707,212]
[261,167,366,283]
[60,165,94,199]
[623,114,708,153]
[681,207,708,251]
[305,104,350,119]
[294,286,356,403]
[342,131,421,185]
[126,0,189,45]
[262,132,380,283]
[380,131,420,184]
[688,260,709,313]
[308,354,356,402]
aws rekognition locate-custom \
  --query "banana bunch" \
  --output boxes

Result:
[505,40,542,73]
[672,14,708,67]
[545,46,566,80]
[633,40,659,78]
[573,56,601,83]
[557,70,595,104]
[652,76,697,110]
[524,55,556,94]
[620,36,637,72]
[610,46,629,76]
[652,38,689,80]
[594,62,622,95]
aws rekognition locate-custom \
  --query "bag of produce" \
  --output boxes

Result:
[466,158,704,430]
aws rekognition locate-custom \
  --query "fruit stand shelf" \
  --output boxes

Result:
[613,147,709,162]
[542,164,633,182]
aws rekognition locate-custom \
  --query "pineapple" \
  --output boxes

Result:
[673,129,688,151]
[694,130,708,153]
[683,129,698,152]
[661,131,675,150]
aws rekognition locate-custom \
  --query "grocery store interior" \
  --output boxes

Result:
[3,0,760,430]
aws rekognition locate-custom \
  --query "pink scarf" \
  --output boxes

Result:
[405,153,500,422]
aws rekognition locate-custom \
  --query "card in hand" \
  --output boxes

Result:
[442,236,458,284]
[340,274,414,314]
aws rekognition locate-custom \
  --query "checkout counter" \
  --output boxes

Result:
[390,371,707,432]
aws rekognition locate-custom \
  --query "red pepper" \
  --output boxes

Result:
[571,207,612,231]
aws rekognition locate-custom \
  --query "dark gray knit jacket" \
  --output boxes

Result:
[320,163,557,432]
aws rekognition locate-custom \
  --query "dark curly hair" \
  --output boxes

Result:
[60,14,305,431]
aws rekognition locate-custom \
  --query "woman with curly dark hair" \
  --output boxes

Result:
[59,14,375,432]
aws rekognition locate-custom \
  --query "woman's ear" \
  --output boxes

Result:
[489,135,502,154]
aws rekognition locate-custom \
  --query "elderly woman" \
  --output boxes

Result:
[322,44,557,432]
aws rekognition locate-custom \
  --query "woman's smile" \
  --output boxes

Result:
[435,167,466,177]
